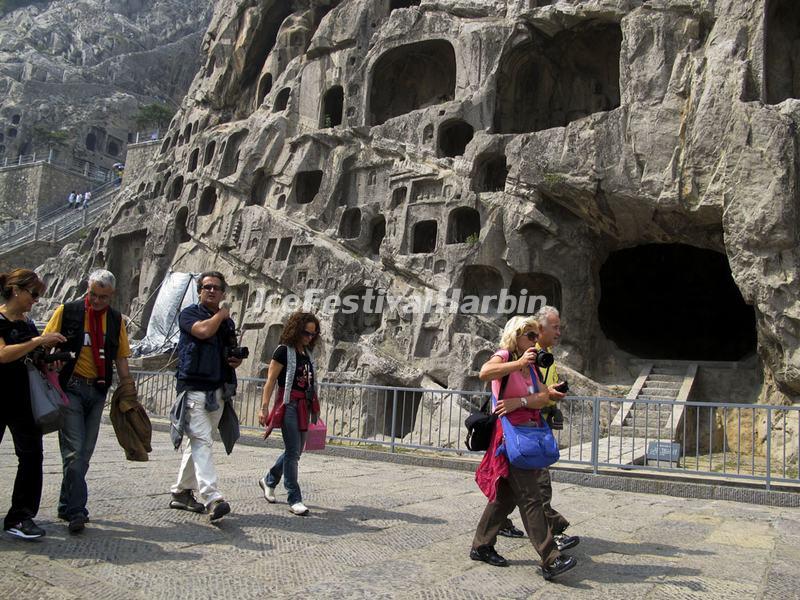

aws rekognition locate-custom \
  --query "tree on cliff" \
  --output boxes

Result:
[134,103,175,131]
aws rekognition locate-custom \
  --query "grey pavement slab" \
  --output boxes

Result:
[1,424,798,599]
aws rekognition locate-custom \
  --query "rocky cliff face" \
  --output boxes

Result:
[0,0,213,168]
[36,0,800,436]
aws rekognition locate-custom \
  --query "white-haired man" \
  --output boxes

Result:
[533,305,577,549]
[44,269,132,534]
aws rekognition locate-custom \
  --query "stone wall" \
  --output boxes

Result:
[0,161,95,223]
[121,141,160,194]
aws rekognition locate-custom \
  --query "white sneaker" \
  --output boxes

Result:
[289,502,309,516]
[258,477,276,503]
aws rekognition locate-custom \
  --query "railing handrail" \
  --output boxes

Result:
[0,151,113,181]
[129,369,800,491]
[128,370,800,412]
[0,188,118,253]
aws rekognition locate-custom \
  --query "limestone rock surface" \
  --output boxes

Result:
[0,0,213,169]
[34,0,800,464]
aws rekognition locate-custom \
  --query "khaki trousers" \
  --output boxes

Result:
[473,466,560,566]
[502,467,569,535]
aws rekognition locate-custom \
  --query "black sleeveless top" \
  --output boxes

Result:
[0,313,39,419]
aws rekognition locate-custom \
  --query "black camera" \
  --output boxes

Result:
[533,349,554,369]
[30,348,75,364]
[224,345,250,360]
[224,328,249,361]
[554,379,569,393]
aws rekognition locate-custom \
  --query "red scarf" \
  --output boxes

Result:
[85,295,107,384]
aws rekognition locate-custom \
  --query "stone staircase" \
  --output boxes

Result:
[610,365,693,438]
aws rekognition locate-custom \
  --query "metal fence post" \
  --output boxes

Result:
[390,389,398,453]
[591,396,600,474]
[766,407,772,492]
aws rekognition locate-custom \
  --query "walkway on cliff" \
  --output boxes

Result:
[0,426,796,599]
[0,181,118,254]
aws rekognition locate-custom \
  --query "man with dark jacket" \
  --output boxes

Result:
[44,269,132,534]
[169,271,242,522]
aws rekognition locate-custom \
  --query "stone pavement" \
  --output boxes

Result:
[1,425,798,600]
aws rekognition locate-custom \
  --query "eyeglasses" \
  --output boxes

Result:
[23,288,40,300]
[520,331,538,341]
[201,284,224,292]
[301,331,318,338]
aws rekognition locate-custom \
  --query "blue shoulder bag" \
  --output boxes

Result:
[495,365,560,469]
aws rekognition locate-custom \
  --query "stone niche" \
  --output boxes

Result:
[294,170,324,204]
[765,0,800,104]
[446,207,480,244]
[106,229,147,314]
[472,153,508,193]
[332,285,383,341]
[369,39,456,125]
[438,120,474,158]
[240,2,293,90]
[494,22,622,133]
[321,85,344,127]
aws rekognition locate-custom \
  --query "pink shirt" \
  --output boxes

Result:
[475,349,542,502]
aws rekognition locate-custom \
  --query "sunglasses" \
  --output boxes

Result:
[301,331,318,338]
[23,288,40,300]
[201,284,224,292]
[520,331,538,341]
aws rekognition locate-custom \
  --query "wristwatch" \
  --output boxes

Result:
[520,397,528,407]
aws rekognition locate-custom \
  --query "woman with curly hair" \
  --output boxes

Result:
[258,311,321,515]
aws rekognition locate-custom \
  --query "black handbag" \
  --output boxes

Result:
[464,373,509,452]
[27,361,65,434]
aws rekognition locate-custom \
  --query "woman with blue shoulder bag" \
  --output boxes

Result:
[470,316,578,581]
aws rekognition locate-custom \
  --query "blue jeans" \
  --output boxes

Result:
[58,379,107,519]
[265,401,308,505]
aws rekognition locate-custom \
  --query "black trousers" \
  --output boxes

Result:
[1,409,44,529]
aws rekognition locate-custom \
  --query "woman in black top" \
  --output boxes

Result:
[258,312,321,516]
[0,269,66,539]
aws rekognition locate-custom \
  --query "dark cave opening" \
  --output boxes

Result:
[598,244,757,361]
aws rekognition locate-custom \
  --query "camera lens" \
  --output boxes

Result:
[535,350,554,368]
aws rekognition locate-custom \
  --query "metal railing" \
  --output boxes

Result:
[130,370,800,491]
[130,129,162,145]
[0,150,113,182]
[0,183,119,254]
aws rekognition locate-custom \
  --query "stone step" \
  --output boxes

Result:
[647,374,684,383]
[623,418,674,430]
[635,395,679,402]
[642,382,681,391]
[650,368,685,376]
[608,424,675,438]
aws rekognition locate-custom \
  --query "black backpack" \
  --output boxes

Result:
[464,374,509,452]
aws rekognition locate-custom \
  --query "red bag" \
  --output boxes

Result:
[46,370,69,406]
[304,419,327,452]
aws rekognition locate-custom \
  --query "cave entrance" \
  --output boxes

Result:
[369,40,456,125]
[383,390,422,438]
[473,153,508,192]
[107,229,147,314]
[321,86,344,128]
[598,244,757,360]
[446,207,480,244]
[295,170,323,204]
[438,120,473,157]
[766,0,800,104]
[494,23,622,133]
